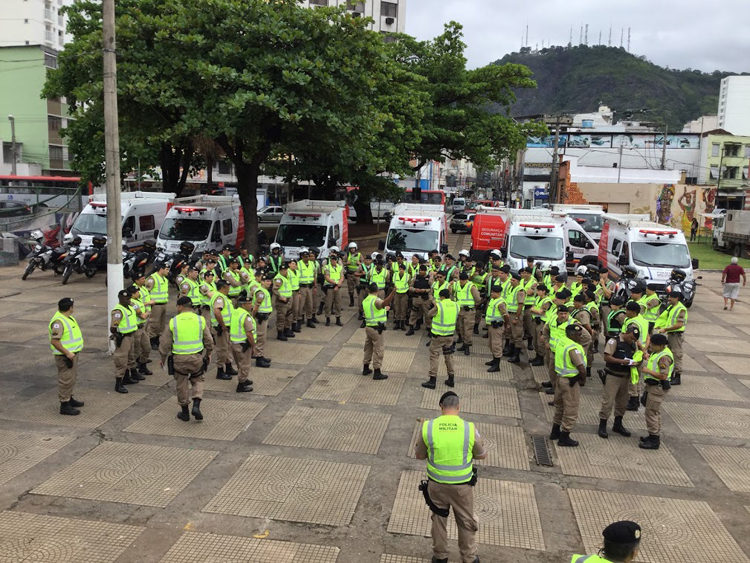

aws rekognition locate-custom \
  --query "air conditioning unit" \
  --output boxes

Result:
[385,17,395,24]
[352,11,361,17]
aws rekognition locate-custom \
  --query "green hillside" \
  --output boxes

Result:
[496,45,747,130]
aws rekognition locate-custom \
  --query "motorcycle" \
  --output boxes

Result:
[612,266,641,303]
[22,230,70,280]
[663,268,697,309]
[62,236,107,285]
[166,241,196,285]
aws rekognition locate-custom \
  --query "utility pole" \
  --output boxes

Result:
[608,26,612,47]
[103,0,123,345]
[661,124,668,170]
[550,120,562,203]
[617,143,624,183]
[7,115,17,176]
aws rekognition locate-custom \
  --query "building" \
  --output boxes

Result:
[683,115,718,134]
[0,0,69,50]
[301,0,406,34]
[697,131,750,209]
[718,76,750,136]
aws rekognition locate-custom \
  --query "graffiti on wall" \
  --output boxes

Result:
[657,185,718,231]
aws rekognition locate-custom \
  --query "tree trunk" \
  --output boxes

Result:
[236,161,259,256]
[206,155,213,194]
[176,142,192,196]
[353,198,373,225]
[159,142,183,197]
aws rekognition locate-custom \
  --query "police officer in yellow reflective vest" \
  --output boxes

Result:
[128,283,153,377]
[49,297,85,416]
[655,289,687,385]
[415,391,487,563]
[453,272,481,356]
[146,261,170,349]
[423,289,458,389]
[639,333,673,450]
[160,296,214,421]
[180,266,202,311]
[211,280,238,380]
[391,262,410,330]
[252,273,274,368]
[572,520,642,563]
[550,323,588,447]
[362,283,396,381]
[111,289,141,394]
[622,301,649,411]
[229,292,257,393]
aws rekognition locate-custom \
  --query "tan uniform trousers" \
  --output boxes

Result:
[231,343,253,384]
[55,353,79,402]
[147,303,167,339]
[291,290,301,323]
[299,287,314,320]
[598,372,630,420]
[255,318,268,358]
[358,286,369,314]
[274,297,293,331]
[523,307,534,340]
[393,292,409,322]
[553,376,581,432]
[363,327,385,369]
[645,382,668,435]
[133,326,150,364]
[628,367,643,398]
[427,479,478,563]
[488,325,504,358]
[667,332,684,373]
[212,326,230,365]
[200,306,212,327]
[532,318,545,356]
[324,287,342,317]
[457,309,476,346]
[113,334,136,377]
[173,353,204,406]
[346,272,358,298]
[547,348,557,387]
[429,335,455,376]
[508,316,524,347]
[410,298,432,327]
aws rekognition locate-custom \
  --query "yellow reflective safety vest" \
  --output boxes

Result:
[505,284,522,313]
[370,267,386,290]
[148,272,169,304]
[432,300,458,336]
[131,297,147,327]
[548,317,574,353]
[393,271,410,294]
[136,284,152,312]
[230,308,257,344]
[169,311,206,355]
[422,415,475,484]
[432,280,449,300]
[184,278,201,306]
[570,555,611,563]
[298,260,316,285]
[210,292,232,327]
[645,348,674,382]
[288,268,300,291]
[274,273,293,298]
[641,294,661,323]
[226,270,242,297]
[454,281,476,308]
[656,302,688,332]
[256,287,273,314]
[49,311,84,355]
[523,278,536,305]
[555,336,586,377]
[114,304,138,335]
[363,294,387,327]
[621,315,648,347]
[485,297,504,325]
[346,251,361,272]
[200,280,216,307]
[533,296,552,319]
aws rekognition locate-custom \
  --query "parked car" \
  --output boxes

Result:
[258,205,284,222]
[450,212,475,234]
[0,200,34,217]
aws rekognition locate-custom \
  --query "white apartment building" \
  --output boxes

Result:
[0,0,69,50]
[302,0,406,35]
[718,76,750,136]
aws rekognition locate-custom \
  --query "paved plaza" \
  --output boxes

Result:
[1,234,750,562]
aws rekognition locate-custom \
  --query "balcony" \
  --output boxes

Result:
[44,8,53,21]
[45,30,54,43]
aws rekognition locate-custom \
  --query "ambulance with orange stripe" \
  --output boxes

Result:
[382,203,448,260]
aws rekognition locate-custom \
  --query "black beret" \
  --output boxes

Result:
[176,296,192,307]
[574,294,585,303]
[603,520,641,545]
[445,254,455,260]
[131,271,145,281]
[557,305,570,312]
[611,297,624,306]
[626,301,641,312]
[510,272,521,280]
[491,264,502,271]
[118,289,130,299]
[651,333,668,345]
[647,283,660,291]
[500,265,511,273]
[631,284,645,294]
[439,289,450,299]
[555,274,566,283]
[537,285,549,292]
[566,323,582,333]
[626,325,641,338]
[215,280,229,289]
[459,272,469,280]
[203,269,215,277]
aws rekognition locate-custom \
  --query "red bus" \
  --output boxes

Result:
[404,189,446,206]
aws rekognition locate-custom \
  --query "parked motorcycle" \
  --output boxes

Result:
[21,230,69,280]
[62,236,107,285]
[663,268,697,309]
[166,241,195,285]
[612,265,641,302]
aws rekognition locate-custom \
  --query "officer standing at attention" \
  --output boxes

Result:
[423,289,458,389]
[571,521,642,563]
[355,253,375,321]
[504,273,526,363]
[128,284,153,376]
[484,283,506,372]
[529,285,552,366]
[223,257,244,306]
[160,296,214,421]
[414,391,487,563]
[391,262,410,330]
[146,261,170,350]
[642,284,662,334]
[229,293,256,393]
[111,289,141,394]
[210,280,237,380]
[550,324,588,447]
[273,262,295,339]
[180,266,202,310]
[598,326,640,439]
[49,297,85,415]
[655,289,687,385]
[252,273,274,367]
[217,244,234,274]
[297,249,318,328]
[323,253,345,326]
[639,333,673,450]
[520,267,538,352]
[198,270,216,325]
[407,264,433,335]
[287,259,302,333]
[267,242,284,274]
[345,242,361,307]
[454,272,481,356]
[362,283,396,381]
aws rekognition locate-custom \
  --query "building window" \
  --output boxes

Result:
[309,0,328,5]
[44,53,57,68]
[744,167,749,180]
[347,1,365,11]
[710,166,719,180]
[724,166,739,180]
[725,144,740,157]
[48,116,62,131]
[712,143,720,157]
[2,142,21,164]
[49,146,64,162]
[381,32,396,43]
[218,160,231,175]
[381,1,397,17]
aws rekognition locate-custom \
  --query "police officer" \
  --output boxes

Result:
[520,267,538,352]
[529,285,552,366]
[129,284,153,376]
[423,289,458,389]
[622,301,648,411]
[217,244,234,274]
[356,253,375,321]
[414,391,487,563]
[362,283,396,380]
[504,272,526,363]
[49,297,84,415]
[454,272,481,355]
[298,249,317,328]
[391,262,410,330]
[273,262,295,339]
[655,289,687,385]
[542,298,573,400]
[252,273,274,367]
[223,257,244,305]
[159,296,214,421]
[571,520,642,563]
[267,242,284,274]
[484,282,506,372]
[131,272,155,374]
[146,261,170,349]
[288,259,302,333]
[345,242,361,307]
[550,324,587,447]
[229,292,256,393]
[605,297,626,340]
[323,253,345,326]
[198,269,216,326]
[640,333,673,450]
[111,289,141,394]
[180,266,202,310]
[598,325,641,439]
[210,280,237,379]
[440,254,459,282]
[642,283,662,334]
[407,264,432,335]
[571,294,594,373]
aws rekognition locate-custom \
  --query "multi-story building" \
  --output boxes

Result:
[718,76,750,136]
[0,0,69,50]
[698,132,750,190]
[301,0,406,35]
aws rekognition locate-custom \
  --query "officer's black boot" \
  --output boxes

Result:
[445,374,455,387]
[626,396,640,411]
[325,317,331,327]
[60,401,80,416]
[473,323,479,335]
[358,311,364,320]
[598,419,609,439]
[255,357,271,368]
[464,343,471,356]
[68,396,84,408]
[130,368,145,381]
[406,326,415,336]
[457,343,468,352]
[415,319,423,331]
[317,303,324,315]
[177,405,190,422]
[487,358,501,372]
[349,295,355,307]
[262,356,272,365]
[277,330,287,341]
[508,346,521,364]
[671,372,682,386]
[586,367,591,380]
[612,416,631,437]
[115,377,128,394]
[336,317,343,327]
[557,431,579,447]
[306,319,316,329]
[541,381,552,388]
[191,398,203,421]
[122,371,137,385]
[639,434,660,450]
[363,364,372,376]
[545,384,555,395]
[598,369,607,385]
[150,337,159,351]
[284,327,296,338]
[236,380,253,393]
[421,376,437,389]
[527,337,534,351]
[485,357,497,366]
[216,367,231,380]
[530,354,544,366]
[138,361,153,376]
[292,321,302,333]
[549,423,561,440]
[360,318,366,328]
[431,557,448,563]
[311,315,320,324]
[425,339,431,347]
[502,340,512,356]
[225,363,238,376]
[373,368,387,381]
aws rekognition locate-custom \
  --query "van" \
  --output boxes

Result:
[70,191,175,250]
[381,203,448,261]
[276,200,349,260]
[470,206,509,263]
[452,197,466,214]
[552,204,605,243]
[554,213,599,271]
[599,213,693,290]
[502,209,567,275]
[157,195,244,254]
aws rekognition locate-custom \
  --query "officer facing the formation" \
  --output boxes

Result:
[414,391,487,563]
[484,282,506,373]
[229,292,257,393]
[210,280,238,379]
[454,272,481,356]
[49,297,85,416]
[111,289,142,394]
[160,296,214,421]
[423,289,458,389]
[407,264,432,335]
[323,253,345,326]
[550,323,588,447]
[639,333,674,450]
[391,262,410,330]
[273,262,295,339]
[362,283,396,381]
[598,325,641,439]
[571,520,642,563]
[146,261,170,349]
[655,289,687,385]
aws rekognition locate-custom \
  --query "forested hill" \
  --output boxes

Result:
[495,45,747,130]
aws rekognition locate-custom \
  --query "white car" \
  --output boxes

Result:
[258,205,284,222]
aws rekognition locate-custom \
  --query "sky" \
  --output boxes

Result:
[404,0,750,74]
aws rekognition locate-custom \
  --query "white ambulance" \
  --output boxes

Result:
[381,203,448,261]
[156,195,244,254]
[70,191,175,249]
[501,209,568,275]
[552,204,606,243]
[276,200,349,260]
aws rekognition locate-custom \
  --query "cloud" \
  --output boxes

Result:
[405,0,750,73]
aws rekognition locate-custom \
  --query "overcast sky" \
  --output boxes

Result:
[404,0,750,74]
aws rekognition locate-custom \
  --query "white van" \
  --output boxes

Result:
[502,209,567,275]
[599,213,693,289]
[382,203,448,261]
[452,197,466,214]
[552,204,605,243]
[70,191,175,249]
[157,195,243,254]
[552,213,600,271]
[276,200,349,260]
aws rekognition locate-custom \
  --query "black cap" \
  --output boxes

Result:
[626,325,641,339]
[626,301,641,312]
[510,272,520,281]
[126,285,138,296]
[611,296,624,306]
[555,274,566,283]
[647,283,660,291]
[131,271,145,281]
[215,280,229,289]
[58,297,74,311]
[279,262,288,270]
[206,258,217,265]
[603,521,642,545]
[459,272,469,280]
[631,284,645,294]
[557,305,570,312]
[118,289,130,300]
[537,285,549,293]
[436,270,446,277]
[237,291,252,304]
[566,323,582,334]
[228,257,239,264]
[203,270,215,277]
[500,265,511,273]
[263,273,275,281]
[574,294,585,303]
[222,244,234,251]
[585,290,596,301]
[490,283,502,294]
[176,296,192,307]
[439,391,458,405]
[445,254,455,260]
[651,333,668,345]
[439,289,450,299]
[190,266,200,272]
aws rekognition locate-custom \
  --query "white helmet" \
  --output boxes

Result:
[490,249,501,258]
[330,246,340,254]
[576,265,588,276]
[459,249,469,257]
[348,242,357,249]
[270,242,281,251]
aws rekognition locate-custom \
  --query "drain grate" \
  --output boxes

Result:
[531,436,553,467]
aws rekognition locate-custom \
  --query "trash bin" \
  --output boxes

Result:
[0,234,19,267]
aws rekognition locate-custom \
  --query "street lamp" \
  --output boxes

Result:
[7,115,17,176]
